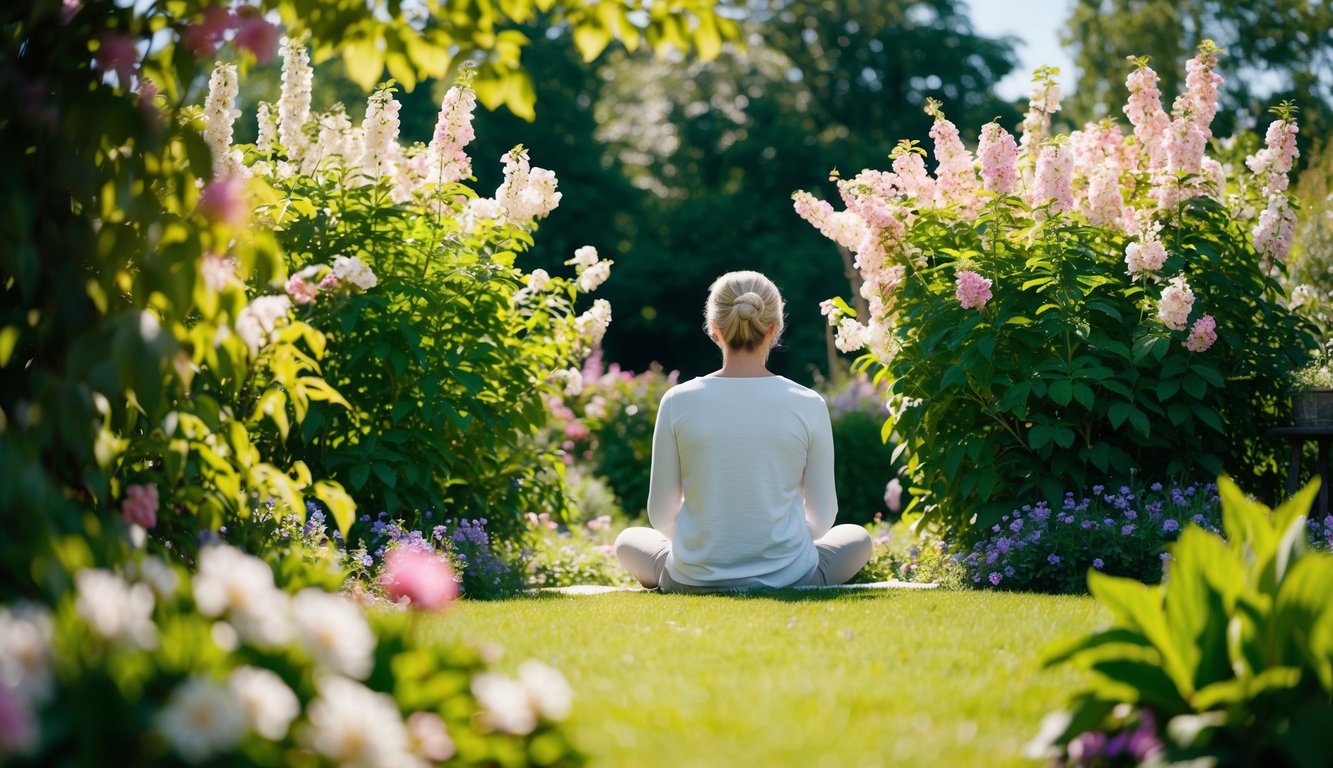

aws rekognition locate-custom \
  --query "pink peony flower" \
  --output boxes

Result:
[197,175,247,227]
[122,484,159,529]
[955,270,993,310]
[181,5,236,59]
[1185,314,1217,352]
[1124,236,1167,276]
[96,31,139,85]
[233,7,280,64]
[379,548,458,611]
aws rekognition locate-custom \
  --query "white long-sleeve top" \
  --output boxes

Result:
[647,374,838,588]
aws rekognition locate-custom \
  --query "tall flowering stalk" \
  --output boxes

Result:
[277,35,312,165]
[795,41,1315,537]
[202,63,241,176]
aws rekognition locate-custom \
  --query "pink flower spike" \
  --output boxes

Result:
[1185,314,1217,353]
[379,548,459,611]
[122,484,159,529]
[955,270,993,310]
[234,7,280,64]
[197,175,247,227]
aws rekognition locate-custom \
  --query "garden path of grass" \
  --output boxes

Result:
[426,589,1108,767]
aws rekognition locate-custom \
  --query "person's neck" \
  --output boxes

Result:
[716,346,773,378]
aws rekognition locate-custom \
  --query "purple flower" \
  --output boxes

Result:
[1121,524,1135,536]
[1150,482,1162,491]
[1080,520,1093,530]
[1047,554,1061,565]
[1003,566,1015,577]
[1092,558,1105,569]
[1163,519,1179,533]
[1092,485,1105,494]
[988,572,1002,585]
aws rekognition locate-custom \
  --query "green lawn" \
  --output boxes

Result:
[425,589,1108,767]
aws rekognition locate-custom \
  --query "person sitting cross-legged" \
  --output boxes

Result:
[615,270,873,593]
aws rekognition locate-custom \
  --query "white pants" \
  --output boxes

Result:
[614,524,873,592]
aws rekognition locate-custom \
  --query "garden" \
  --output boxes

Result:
[3,1,1333,766]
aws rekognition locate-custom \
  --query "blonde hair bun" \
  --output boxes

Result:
[703,271,785,352]
[735,292,763,319]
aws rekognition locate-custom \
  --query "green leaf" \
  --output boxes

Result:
[1108,401,1133,429]
[371,463,397,490]
[344,34,386,92]
[1157,378,1181,400]
[1050,380,1073,406]
[573,21,613,62]
[313,480,357,540]
[1128,408,1150,437]
[1181,374,1206,399]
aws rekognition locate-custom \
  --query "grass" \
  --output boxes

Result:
[425,588,1108,767]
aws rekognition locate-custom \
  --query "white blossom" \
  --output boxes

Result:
[577,260,612,293]
[304,676,412,767]
[358,88,401,181]
[292,589,375,680]
[332,254,378,291]
[234,295,292,355]
[156,676,247,763]
[193,545,293,646]
[567,245,599,270]
[229,666,300,741]
[496,147,561,222]
[74,569,157,649]
[517,661,573,721]
[128,555,179,599]
[203,63,241,176]
[0,604,54,705]
[471,672,537,735]
[576,299,613,347]
[278,36,312,164]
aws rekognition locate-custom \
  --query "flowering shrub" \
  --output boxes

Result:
[1029,478,1333,767]
[855,517,966,587]
[798,44,1318,538]
[539,357,679,519]
[520,512,635,589]
[958,481,1222,594]
[0,547,580,766]
[200,47,618,534]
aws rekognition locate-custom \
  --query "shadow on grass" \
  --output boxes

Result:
[490,587,900,603]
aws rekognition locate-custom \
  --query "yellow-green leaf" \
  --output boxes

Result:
[314,480,357,539]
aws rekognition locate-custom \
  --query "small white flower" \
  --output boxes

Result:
[332,254,378,291]
[517,661,573,721]
[193,545,292,647]
[235,295,292,355]
[567,245,599,270]
[229,666,300,741]
[0,604,54,705]
[74,569,157,649]
[292,589,375,680]
[129,555,180,599]
[304,676,412,767]
[527,269,551,293]
[157,676,247,763]
[471,672,537,735]
[577,260,612,293]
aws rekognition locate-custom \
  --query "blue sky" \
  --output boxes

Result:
[968,0,1076,101]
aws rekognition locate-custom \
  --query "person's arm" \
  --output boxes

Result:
[802,400,838,540]
[646,391,681,538]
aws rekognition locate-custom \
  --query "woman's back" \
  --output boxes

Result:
[648,374,836,588]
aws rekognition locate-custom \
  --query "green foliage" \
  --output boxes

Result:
[519,514,635,589]
[878,195,1313,537]
[855,517,966,587]
[819,375,901,525]
[1034,477,1333,767]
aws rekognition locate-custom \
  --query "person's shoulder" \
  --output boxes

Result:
[775,376,826,403]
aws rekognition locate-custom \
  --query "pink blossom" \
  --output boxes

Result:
[122,484,159,529]
[884,478,903,513]
[426,86,477,185]
[1124,236,1167,276]
[1246,119,1300,196]
[1164,116,1206,175]
[890,151,936,202]
[955,270,993,310]
[378,548,458,611]
[1185,315,1217,352]
[1254,194,1297,265]
[406,712,455,762]
[1156,275,1195,331]
[180,5,236,59]
[1178,47,1223,136]
[929,115,977,212]
[1032,143,1074,213]
[197,175,247,226]
[96,31,139,85]
[1124,64,1169,169]
[563,421,590,441]
[978,123,1018,196]
[1083,160,1125,228]
[234,7,280,64]
[285,274,319,304]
